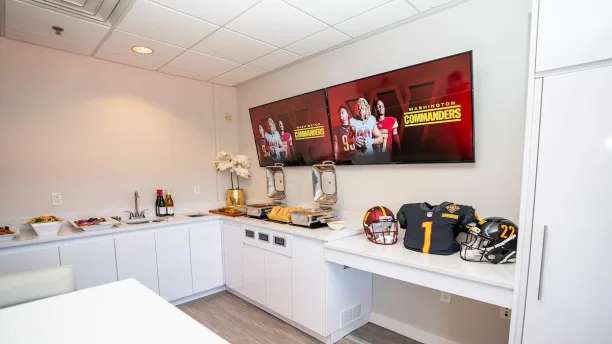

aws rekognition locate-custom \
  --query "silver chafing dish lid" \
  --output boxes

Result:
[312,161,337,208]
[265,163,286,201]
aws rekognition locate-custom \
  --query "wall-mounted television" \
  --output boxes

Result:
[249,90,333,167]
[326,51,474,165]
[248,52,474,167]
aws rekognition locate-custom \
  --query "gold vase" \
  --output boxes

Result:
[226,188,246,208]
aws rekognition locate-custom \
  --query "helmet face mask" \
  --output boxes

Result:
[460,218,518,264]
[363,207,398,245]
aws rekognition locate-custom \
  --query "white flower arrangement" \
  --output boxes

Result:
[213,152,251,189]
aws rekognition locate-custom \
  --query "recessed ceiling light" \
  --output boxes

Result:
[131,46,154,55]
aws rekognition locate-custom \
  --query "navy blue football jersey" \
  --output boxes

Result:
[397,202,478,255]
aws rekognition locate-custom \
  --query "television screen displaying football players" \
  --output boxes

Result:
[249,90,333,167]
[326,51,474,165]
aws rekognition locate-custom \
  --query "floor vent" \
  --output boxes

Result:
[341,304,362,327]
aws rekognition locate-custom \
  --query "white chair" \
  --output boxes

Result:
[0,265,76,308]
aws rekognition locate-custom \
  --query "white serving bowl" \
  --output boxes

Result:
[30,221,62,237]
[327,220,346,231]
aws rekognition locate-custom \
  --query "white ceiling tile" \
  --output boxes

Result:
[211,64,267,86]
[226,0,327,47]
[117,0,218,48]
[286,27,350,56]
[150,0,260,25]
[335,0,418,37]
[192,28,276,64]
[95,30,185,70]
[5,0,110,55]
[285,0,390,25]
[408,0,453,11]
[249,49,300,72]
[160,50,240,81]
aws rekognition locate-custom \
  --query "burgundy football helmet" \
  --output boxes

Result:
[363,206,398,245]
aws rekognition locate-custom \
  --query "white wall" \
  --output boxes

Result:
[236,0,530,343]
[0,37,238,224]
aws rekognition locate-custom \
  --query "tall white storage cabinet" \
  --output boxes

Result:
[516,0,612,342]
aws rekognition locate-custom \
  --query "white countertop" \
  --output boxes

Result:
[0,279,228,344]
[324,231,515,307]
[0,213,362,249]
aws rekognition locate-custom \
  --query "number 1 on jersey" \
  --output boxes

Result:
[422,221,432,253]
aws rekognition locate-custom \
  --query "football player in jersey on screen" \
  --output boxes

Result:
[350,97,383,157]
[265,117,284,162]
[278,120,294,161]
[257,124,271,158]
[333,105,357,162]
[374,99,401,153]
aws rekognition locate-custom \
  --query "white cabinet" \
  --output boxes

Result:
[59,237,117,290]
[536,0,612,72]
[292,237,326,335]
[115,231,159,293]
[265,251,292,319]
[242,243,266,305]
[522,66,612,343]
[222,221,243,292]
[155,226,193,301]
[190,221,224,293]
[0,245,60,275]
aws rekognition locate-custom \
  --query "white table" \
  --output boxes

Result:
[0,279,228,344]
[324,233,515,308]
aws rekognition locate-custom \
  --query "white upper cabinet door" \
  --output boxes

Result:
[523,66,612,343]
[115,231,159,293]
[0,246,60,275]
[59,237,117,290]
[190,222,224,293]
[222,222,243,292]
[155,226,193,301]
[265,251,292,320]
[536,0,612,72]
[241,243,266,306]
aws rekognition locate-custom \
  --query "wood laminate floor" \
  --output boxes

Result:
[179,291,421,344]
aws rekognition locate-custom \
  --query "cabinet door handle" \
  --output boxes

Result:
[536,225,548,301]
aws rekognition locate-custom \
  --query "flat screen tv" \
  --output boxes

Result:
[326,51,474,164]
[249,90,333,167]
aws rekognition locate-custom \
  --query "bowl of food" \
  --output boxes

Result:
[326,220,346,231]
[27,215,63,237]
[0,226,16,241]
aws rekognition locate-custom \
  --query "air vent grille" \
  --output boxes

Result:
[27,0,123,23]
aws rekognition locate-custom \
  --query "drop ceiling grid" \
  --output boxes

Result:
[3,0,465,85]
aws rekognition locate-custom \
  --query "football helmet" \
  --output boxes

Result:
[363,206,398,245]
[459,217,518,264]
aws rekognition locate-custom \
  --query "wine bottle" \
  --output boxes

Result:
[165,192,174,216]
[156,189,166,217]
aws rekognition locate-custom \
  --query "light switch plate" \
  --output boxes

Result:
[51,192,63,206]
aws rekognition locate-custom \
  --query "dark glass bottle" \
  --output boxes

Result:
[156,189,166,217]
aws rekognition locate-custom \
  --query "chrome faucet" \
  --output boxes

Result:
[126,191,147,219]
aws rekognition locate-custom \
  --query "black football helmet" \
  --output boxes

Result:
[459,217,518,264]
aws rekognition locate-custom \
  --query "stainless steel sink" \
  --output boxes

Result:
[186,213,209,218]
[124,218,165,225]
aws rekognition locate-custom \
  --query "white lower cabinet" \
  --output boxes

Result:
[115,231,159,293]
[265,251,292,319]
[242,243,267,305]
[190,221,224,293]
[0,245,60,275]
[155,226,193,301]
[222,221,243,292]
[292,237,326,335]
[59,237,117,290]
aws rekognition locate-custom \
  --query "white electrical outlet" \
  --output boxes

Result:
[51,192,63,206]
[440,292,452,304]
[499,307,511,319]
[193,185,201,195]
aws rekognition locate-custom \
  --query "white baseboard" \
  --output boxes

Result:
[171,286,226,306]
[369,312,460,344]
